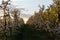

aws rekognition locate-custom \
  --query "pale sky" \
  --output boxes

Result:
[0,0,53,23]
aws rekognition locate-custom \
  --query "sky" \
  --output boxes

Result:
[0,0,53,23]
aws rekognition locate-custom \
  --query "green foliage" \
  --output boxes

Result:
[0,0,60,40]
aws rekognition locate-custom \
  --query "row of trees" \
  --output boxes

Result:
[26,0,60,40]
[0,0,24,40]
[27,0,60,32]
[0,0,60,40]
